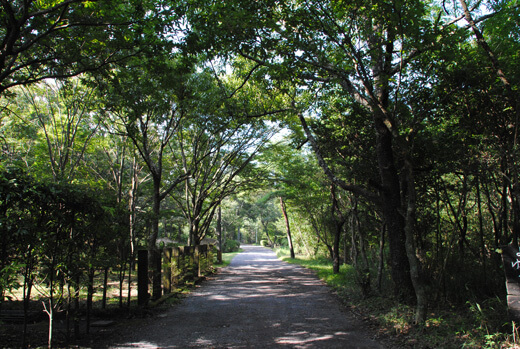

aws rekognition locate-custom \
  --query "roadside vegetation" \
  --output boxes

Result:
[215,250,244,268]
[275,247,517,349]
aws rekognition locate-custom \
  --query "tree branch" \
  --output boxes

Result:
[297,111,380,205]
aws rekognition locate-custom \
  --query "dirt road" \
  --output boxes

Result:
[105,245,385,348]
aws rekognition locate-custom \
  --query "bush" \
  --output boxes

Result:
[223,240,241,253]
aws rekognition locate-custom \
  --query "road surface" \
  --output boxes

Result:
[105,245,385,348]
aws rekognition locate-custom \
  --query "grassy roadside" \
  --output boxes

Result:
[274,247,519,349]
[214,248,243,268]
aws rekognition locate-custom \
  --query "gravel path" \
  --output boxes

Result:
[106,245,385,348]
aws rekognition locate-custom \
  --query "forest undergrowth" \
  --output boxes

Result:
[275,247,520,349]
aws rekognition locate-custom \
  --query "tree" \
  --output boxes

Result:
[172,73,277,246]
[185,0,476,321]
[248,191,282,247]
[0,0,178,95]
[187,0,428,301]
[256,142,327,260]
[99,56,193,300]
[278,196,295,258]
[6,78,101,182]
[88,130,146,307]
[456,0,520,247]
[175,118,274,246]
[0,163,119,347]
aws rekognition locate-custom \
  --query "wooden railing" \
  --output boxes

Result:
[138,245,216,305]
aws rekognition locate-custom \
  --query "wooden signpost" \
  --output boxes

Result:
[501,245,520,322]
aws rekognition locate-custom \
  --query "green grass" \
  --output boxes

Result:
[276,247,359,298]
[214,249,243,267]
[274,247,520,349]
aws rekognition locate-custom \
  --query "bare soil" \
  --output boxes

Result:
[95,245,387,348]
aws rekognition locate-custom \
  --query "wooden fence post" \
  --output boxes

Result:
[163,248,172,294]
[185,246,195,281]
[195,245,201,277]
[137,249,149,306]
[172,247,180,286]
[190,246,198,278]
[178,246,186,283]
[153,249,163,300]
[200,245,209,275]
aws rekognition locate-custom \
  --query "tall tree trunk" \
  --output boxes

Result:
[44,235,60,349]
[299,110,413,299]
[102,267,109,309]
[127,160,138,307]
[126,259,134,308]
[279,197,295,259]
[476,176,487,280]
[22,262,33,348]
[332,233,340,272]
[262,220,274,246]
[343,226,349,265]
[45,300,53,349]
[501,162,509,245]
[403,158,428,323]
[330,185,346,274]
[149,177,162,301]
[189,218,202,246]
[376,223,385,293]
[86,268,94,334]
[74,274,80,339]
[217,204,223,263]
[66,282,72,345]
[118,262,125,308]
[374,116,414,300]
[369,20,415,301]
[350,197,371,297]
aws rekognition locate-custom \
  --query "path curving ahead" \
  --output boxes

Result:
[107,245,385,348]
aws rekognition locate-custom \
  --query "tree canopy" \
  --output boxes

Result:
[1,0,520,338]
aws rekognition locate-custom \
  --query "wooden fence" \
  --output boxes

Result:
[138,245,215,305]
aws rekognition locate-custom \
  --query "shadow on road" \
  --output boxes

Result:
[107,245,384,349]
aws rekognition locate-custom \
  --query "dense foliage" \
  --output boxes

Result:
[1,0,519,346]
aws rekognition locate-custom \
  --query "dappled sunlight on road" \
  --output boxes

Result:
[108,245,383,348]
[111,341,160,349]
[275,330,359,348]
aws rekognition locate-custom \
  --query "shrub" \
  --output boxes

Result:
[223,240,241,253]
